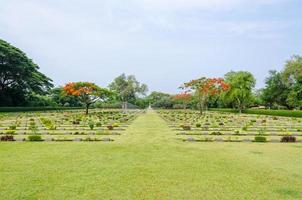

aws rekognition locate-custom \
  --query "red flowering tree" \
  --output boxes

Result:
[63,82,111,115]
[173,92,192,109]
[182,77,230,114]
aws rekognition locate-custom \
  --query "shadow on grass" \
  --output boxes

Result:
[276,188,302,199]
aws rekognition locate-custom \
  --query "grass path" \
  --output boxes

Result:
[118,109,175,144]
[0,110,302,199]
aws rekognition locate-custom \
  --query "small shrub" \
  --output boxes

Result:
[0,135,14,141]
[107,125,114,130]
[242,126,248,131]
[182,125,191,131]
[88,121,95,130]
[29,121,36,126]
[254,135,267,142]
[281,135,296,143]
[196,123,201,128]
[113,123,119,128]
[4,130,16,135]
[96,122,102,127]
[210,131,222,135]
[9,124,17,130]
[28,135,42,141]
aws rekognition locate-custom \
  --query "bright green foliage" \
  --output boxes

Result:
[28,135,42,141]
[254,135,267,142]
[88,120,95,130]
[283,56,302,109]
[262,70,289,108]
[223,71,256,113]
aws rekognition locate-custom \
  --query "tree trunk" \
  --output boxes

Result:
[236,98,242,114]
[122,101,128,112]
[198,94,203,115]
[85,104,90,115]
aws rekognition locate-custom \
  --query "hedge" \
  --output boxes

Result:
[210,108,302,118]
[0,107,83,112]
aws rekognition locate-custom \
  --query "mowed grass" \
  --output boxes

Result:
[1,110,302,200]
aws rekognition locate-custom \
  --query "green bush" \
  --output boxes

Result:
[210,108,302,118]
[196,123,201,128]
[182,125,191,131]
[96,122,102,127]
[28,135,43,141]
[9,124,17,130]
[0,107,83,112]
[113,123,119,127]
[4,130,16,135]
[210,131,222,135]
[281,135,296,143]
[254,136,267,142]
[88,121,95,130]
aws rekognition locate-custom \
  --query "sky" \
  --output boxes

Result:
[0,0,301,94]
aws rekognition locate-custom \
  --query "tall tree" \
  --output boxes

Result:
[182,77,229,114]
[63,82,111,115]
[283,55,302,109]
[50,87,83,107]
[173,92,192,109]
[109,74,148,110]
[148,91,171,107]
[0,39,53,106]
[261,70,289,108]
[223,71,256,113]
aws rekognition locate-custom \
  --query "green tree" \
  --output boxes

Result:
[283,55,302,109]
[283,55,302,84]
[182,77,229,114]
[261,70,289,108]
[152,96,174,109]
[108,74,148,110]
[0,39,53,106]
[50,87,83,107]
[223,71,256,113]
[63,82,111,115]
[147,91,171,107]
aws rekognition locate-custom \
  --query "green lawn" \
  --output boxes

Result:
[1,110,302,200]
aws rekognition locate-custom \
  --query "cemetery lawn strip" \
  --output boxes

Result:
[0,110,302,200]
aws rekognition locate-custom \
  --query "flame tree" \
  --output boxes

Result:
[173,92,192,109]
[63,82,111,115]
[182,77,230,114]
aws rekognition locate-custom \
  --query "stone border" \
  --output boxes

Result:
[183,138,302,143]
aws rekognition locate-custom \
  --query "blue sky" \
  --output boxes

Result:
[0,0,301,93]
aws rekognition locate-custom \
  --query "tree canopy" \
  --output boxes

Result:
[109,74,148,109]
[223,71,256,113]
[63,82,111,114]
[0,39,53,106]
